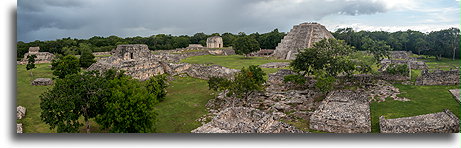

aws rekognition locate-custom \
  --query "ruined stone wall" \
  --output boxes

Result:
[191,107,304,133]
[310,90,371,133]
[18,52,55,64]
[272,22,335,60]
[416,69,460,85]
[379,110,459,133]
[92,52,112,56]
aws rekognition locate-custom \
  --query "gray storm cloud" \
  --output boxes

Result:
[18,0,390,42]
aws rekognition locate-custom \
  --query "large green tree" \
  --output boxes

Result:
[51,55,81,79]
[40,71,110,133]
[96,72,158,133]
[79,43,97,68]
[362,37,392,64]
[233,36,260,57]
[289,38,370,93]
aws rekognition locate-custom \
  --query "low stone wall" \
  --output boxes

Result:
[379,74,409,81]
[259,62,290,68]
[31,78,53,86]
[92,52,112,56]
[310,90,371,133]
[379,110,459,133]
[191,107,304,133]
[449,89,460,103]
[416,69,459,85]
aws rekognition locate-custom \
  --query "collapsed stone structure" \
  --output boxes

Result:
[415,69,459,85]
[88,44,239,80]
[206,36,223,48]
[191,107,304,133]
[272,22,335,60]
[186,44,204,49]
[310,90,371,133]
[31,78,53,86]
[17,124,23,133]
[18,47,55,64]
[379,110,459,133]
[259,62,290,68]
[17,106,26,119]
[449,89,460,103]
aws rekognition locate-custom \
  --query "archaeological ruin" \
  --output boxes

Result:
[31,78,53,86]
[18,47,55,64]
[272,22,335,60]
[206,36,223,48]
[88,44,239,80]
[309,90,371,133]
[17,106,26,119]
[379,110,459,133]
[191,107,304,133]
[415,69,460,85]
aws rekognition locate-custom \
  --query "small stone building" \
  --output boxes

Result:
[18,47,55,64]
[379,110,459,133]
[206,36,223,48]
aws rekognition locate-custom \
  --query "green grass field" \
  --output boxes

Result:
[418,57,460,70]
[154,76,214,133]
[16,63,55,133]
[370,84,460,133]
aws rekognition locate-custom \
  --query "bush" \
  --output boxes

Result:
[385,64,409,76]
[283,74,306,84]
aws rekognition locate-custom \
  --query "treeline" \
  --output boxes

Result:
[17,29,286,59]
[332,28,460,60]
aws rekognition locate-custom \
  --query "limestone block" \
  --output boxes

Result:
[17,106,26,119]
[31,78,53,86]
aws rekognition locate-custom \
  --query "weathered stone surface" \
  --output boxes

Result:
[88,44,239,80]
[191,107,304,133]
[17,106,26,119]
[17,124,23,133]
[206,36,223,48]
[31,78,53,86]
[273,22,335,60]
[92,51,112,56]
[18,47,55,64]
[259,62,290,68]
[266,69,313,91]
[449,89,460,103]
[379,110,459,133]
[310,90,371,133]
[367,80,409,102]
[416,69,459,85]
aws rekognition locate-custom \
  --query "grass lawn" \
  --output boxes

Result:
[181,54,289,70]
[154,76,214,133]
[370,84,460,133]
[16,63,55,133]
[418,57,460,70]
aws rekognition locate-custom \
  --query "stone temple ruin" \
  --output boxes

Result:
[88,44,239,80]
[310,90,371,133]
[272,22,335,60]
[379,110,459,133]
[18,47,55,64]
[206,36,223,48]
[192,107,304,133]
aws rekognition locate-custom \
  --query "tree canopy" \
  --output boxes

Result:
[233,36,260,56]
[51,55,81,79]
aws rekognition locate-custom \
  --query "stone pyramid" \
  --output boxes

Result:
[272,22,335,60]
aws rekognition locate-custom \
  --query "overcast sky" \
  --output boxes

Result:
[17,0,460,42]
